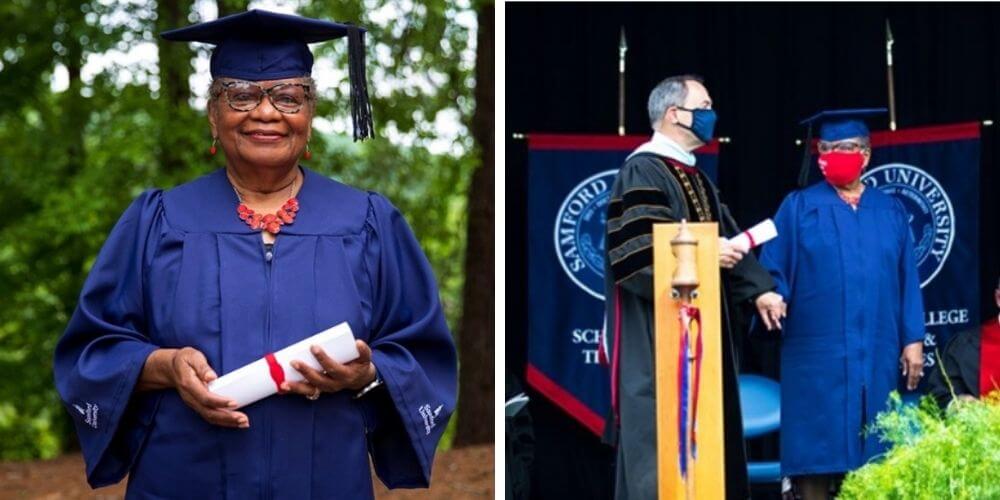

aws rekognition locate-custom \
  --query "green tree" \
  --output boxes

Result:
[0,0,166,459]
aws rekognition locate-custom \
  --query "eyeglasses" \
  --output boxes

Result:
[216,80,313,114]
[817,141,867,154]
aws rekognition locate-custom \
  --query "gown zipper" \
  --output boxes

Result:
[262,239,276,500]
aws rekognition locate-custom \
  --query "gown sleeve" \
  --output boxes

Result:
[606,156,682,301]
[52,190,165,488]
[359,192,458,488]
[895,200,926,347]
[758,191,799,301]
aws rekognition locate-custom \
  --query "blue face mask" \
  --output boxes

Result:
[676,107,717,144]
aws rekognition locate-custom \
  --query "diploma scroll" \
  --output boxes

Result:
[725,218,777,253]
[208,322,360,408]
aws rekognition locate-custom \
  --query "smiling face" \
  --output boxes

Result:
[208,78,314,171]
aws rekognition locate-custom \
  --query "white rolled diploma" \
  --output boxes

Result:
[726,218,778,253]
[208,322,360,408]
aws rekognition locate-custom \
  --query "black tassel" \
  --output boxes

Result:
[347,26,375,141]
[797,124,813,187]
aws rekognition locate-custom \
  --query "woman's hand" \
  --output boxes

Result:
[754,291,786,331]
[282,340,378,399]
[167,347,249,428]
[900,341,925,391]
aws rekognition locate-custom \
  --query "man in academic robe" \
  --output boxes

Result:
[603,74,784,500]
[927,278,1000,407]
[758,109,925,500]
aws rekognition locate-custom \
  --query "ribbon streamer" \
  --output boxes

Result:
[676,303,703,478]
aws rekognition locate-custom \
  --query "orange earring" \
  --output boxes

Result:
[303,142,312,160]
[209,138,218,156]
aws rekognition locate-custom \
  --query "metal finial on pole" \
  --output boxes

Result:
[618,27,628,136]
[886,19,897,131]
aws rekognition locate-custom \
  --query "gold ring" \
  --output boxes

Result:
[307,388,321,400]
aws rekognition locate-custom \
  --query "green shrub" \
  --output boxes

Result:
[839,392,1000,499]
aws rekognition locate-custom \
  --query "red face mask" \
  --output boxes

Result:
[818,152,865,186]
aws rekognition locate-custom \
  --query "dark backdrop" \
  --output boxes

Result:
[506,3,1000,499]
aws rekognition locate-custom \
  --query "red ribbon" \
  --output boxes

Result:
[264,353,285,391]
[743,229,756,249]
[685,305,703,452]
[611,286,623,425]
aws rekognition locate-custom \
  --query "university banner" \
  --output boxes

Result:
[525,134,719,436]
[806,122,981,389]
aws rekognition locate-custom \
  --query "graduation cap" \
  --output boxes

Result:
[162,9,374,141]
[797,108,887,186]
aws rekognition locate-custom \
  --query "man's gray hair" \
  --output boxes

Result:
[647,74,704,130]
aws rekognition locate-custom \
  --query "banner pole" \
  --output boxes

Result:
[886,20,898,131]
[618,27,628,136]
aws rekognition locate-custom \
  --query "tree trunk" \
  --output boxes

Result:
[453,1,495,447]
[59,8,87,177]
[155,0,194,174]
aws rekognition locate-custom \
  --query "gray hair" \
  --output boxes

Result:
[647,74,703,130]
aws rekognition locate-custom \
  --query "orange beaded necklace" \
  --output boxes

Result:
[230,172,300,235]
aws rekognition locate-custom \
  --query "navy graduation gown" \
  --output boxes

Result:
[53,167,457,498]
[758,182,924,476]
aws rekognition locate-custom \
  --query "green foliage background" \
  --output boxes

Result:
[839,392,1000,499]
[0,0,477,459]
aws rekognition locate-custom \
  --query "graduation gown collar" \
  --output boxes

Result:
[162,165,370,236]
[805,180,888,210]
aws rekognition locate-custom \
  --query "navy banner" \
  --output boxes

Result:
[526,135,718,435]
[806,122,981,389]
[866,123,981,388]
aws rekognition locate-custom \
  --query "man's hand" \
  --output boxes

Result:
[754,291,786,331]
[719,238,747,269]
[900,341,925,391]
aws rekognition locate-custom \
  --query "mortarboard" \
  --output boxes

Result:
[797,107,887,186]
[162,9,374,141]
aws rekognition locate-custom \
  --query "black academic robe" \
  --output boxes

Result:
[603,153,775,500]
[927,327,981,408]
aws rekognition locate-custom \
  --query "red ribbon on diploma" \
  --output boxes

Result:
[264,353,285,391]
[743,229,756,249]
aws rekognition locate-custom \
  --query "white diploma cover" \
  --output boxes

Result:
[725,218,778,253]
[208,322,360,408]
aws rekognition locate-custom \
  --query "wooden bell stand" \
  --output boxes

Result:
[653,221,725,500]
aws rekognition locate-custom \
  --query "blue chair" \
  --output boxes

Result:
[739,374,781,483]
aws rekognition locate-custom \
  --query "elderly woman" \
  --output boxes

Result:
[53,10,456,498]
[759,108,925,500]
